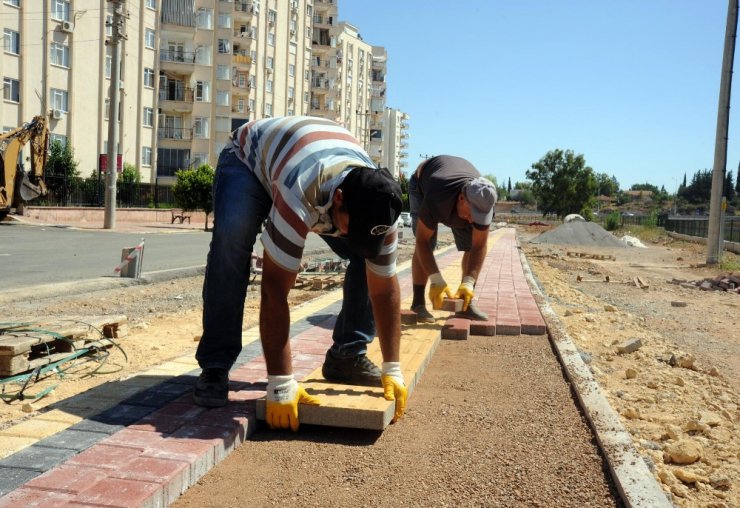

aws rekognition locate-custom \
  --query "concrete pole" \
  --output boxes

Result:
[104,0,125,229]
[707,0,738,263]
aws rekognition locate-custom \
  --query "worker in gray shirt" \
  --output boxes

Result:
[408,155,497,321]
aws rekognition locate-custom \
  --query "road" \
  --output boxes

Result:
[0,222,413,291]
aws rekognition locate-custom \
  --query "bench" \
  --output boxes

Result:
[171,208,192,224]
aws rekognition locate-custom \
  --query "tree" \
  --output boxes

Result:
[724,169,735,200]
[595,173,619,196]
[525,149,597,218]
[119,163,141,184]
[173,163,215,231]
[507,177,512,194]
[483,174,507,201]
[397,171,409,211]
[736,166,740,197]
[45,139,79,205]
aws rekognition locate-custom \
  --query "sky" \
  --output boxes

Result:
[339,1,738,193]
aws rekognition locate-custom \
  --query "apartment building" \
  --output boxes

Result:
[381,107,409,179]
[2,0,402,187]
[1,0,159,181]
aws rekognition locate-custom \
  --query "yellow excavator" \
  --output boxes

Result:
[0,115,49,221]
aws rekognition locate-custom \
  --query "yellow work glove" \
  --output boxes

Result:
[265,375,320,432]
[428,272,452,310]
[454,276,476,311]
[381,362,407,423]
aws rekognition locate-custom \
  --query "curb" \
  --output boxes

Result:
[517,244,672,507]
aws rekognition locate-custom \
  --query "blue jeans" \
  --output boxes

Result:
[196,149,374,370]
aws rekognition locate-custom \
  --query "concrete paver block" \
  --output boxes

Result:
[441,298,463,312]
[441,318,469,340]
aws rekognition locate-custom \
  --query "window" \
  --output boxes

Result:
[195,46,212,65]
[144,67,155,88]
[196,8,213,29]
[51,0,70,21]
[265,103,272,117]
[105,15,113,37]
[248,75,256,88]
[5,0,20,7]
[216,65,230,80]
[304,91,309,102]
[193,117,209,138]
[105,55,112,78]
[217,39,230,54]
[195,81,210,102]
[266,80,272,93]
[142,146,152,166]
[268,9,276,25]
[216,116,230,132]
[216,90,229,106]
[191,152,207,167]
[50,42,69,67]
[288,108,294,116]
[143,107,154,127]
[145,29,155,49]
[266,56,273,69]
[249,99,255,112]
[3,77,19,102]
[288,64,295,77]
[288,86,294,99]
[50,133,67,146]
[267,33,275,46]
[51,88,68,112]
[289,42,297,55]
[145,0,156,9]
[218,13,231,28]
[3,29,19,55]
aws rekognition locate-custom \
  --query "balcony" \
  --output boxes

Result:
[234,1,258,19]
[159,88,194,113]
[160,49,195,65]
[398,151,408,159]
[232,52,252,67]
[232,104,250,114]
[157,127,193,141]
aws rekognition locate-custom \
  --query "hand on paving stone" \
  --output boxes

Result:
[429,273,452,310]
[381,362,407,423]
[265,375,320,431]
[454,276,476,311]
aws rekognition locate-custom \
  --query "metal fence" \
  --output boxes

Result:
[36,175,177,208]
[664,216,740,243]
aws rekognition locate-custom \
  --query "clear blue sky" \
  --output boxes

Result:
[340,1,738,194]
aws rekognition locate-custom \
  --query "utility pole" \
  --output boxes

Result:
[104,0,126,229]
[707,0,737,263]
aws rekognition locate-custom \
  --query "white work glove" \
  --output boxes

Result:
[381,362,407,423]
[428,272,452,310]
[265,375,320,432]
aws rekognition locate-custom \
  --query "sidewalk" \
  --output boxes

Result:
[0,228,669,507]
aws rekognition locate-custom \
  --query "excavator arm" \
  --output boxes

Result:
[0,115,49,219]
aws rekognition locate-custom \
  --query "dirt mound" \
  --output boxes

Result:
[529,220,627,248]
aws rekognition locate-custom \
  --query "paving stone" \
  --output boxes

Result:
[441,298,463,312]
[25,464,109,495]
[400,309,418,324]
[0,487,74,507]
[109,456,190,505]
[74,477,163,508]
[441,318,469,340]
[469,320,496,336]
[92,403,155,426]
[0,445,73,473]
[0,466,44,497]
[67,443,142,470]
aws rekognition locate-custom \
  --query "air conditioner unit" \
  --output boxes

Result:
[52,109,64,120]
[61,21,74,33]
[265,67,272,74]
[290,29,296,36]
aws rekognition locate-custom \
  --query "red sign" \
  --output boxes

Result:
[99,154,123,173]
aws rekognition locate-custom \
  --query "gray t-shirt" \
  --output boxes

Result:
[416,155,481,230]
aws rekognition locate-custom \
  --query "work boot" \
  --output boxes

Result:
[193,367,229,407]
[410,304,435,323]
[455,302,489,321]
[322,350,382,387]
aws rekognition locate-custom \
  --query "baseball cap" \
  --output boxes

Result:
[339,167,402,258]
[464,177,498,226]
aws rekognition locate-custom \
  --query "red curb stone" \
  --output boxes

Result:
[495,322,522,336]
[441,318,469,340]
[469,321,496,336]
[170,424,241,463]
[0,488,75,507]
[24,465,109,495]
[521,322,547,335]
[109,456,190,505]
[67,444,143,470]
[74,477,162,508]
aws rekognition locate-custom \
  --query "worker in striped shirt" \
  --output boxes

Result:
[193,116,406,431]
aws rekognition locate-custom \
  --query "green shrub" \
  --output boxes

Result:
[605,211,621,231]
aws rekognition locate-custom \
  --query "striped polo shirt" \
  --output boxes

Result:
[230,116,398,277]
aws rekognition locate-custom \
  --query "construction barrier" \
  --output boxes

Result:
[114,239,145,278]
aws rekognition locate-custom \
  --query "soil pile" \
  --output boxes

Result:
[530,220,627,248]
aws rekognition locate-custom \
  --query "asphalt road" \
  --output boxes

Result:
[0,222,413,291]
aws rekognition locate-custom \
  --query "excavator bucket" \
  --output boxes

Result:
[18,170,44,201]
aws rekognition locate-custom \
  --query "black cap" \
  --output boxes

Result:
[339,167,402,258]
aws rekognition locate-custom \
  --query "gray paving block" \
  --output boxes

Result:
[37,429,108,452]
[0,466,42,496]
[68,418,124,435]
[0,445,73,472]
[92,403,154,426]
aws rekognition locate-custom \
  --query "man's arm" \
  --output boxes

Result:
[259,252,298,374]
[366,268,401,361]
[464,226,489,281]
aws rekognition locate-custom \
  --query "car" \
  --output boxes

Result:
[400,212,411,227]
